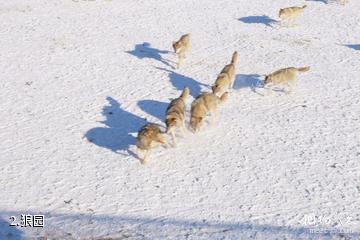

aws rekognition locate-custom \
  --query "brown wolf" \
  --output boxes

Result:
[279,5,307,27]
[165,87,189,146]
[136,123,169,164]
[212,51,238,96]
[264,66,310,93]
[190,92,228,132]
[172,34,191,69]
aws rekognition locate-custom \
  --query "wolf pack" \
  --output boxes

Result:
[135,1,349,164]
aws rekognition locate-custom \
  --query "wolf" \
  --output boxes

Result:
[136,123,169,164]
[172,33,191,69]
[165,87,189,146]
[279,5,307,27]
[190,92,228,132]
[264,66,310,93]
[212,51,238,96]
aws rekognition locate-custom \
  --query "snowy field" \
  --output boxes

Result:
[0,0,359,239]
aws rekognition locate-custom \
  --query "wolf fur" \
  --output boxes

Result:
[212,51,238,96]
[190,92,228,132]
[279,5,307,27]
[172,33,191,69]
[264,66,310,93]
[136,123,169,164]
[165,87,190,146]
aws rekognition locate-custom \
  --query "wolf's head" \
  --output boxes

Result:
[279,8,285,18]
[211,84,220,95]
[172,41,183,54]
[264,75,271,85]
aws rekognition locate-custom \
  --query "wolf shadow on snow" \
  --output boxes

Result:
[344,44,360,51]
[84,97,147,156]
[233,74,263,92]
[238,15,278,27]
[156,67,209,98]
[137,100,168,122]
[126,42,173,68]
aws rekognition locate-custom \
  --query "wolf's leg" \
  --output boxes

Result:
[142,150,150,164]
[285,18,295,28]
[184,49,188,58]
[181,121,188,137]
[266,87,274,96]
[290,18,294,27]
[210,111,217,125]
[136,148,143,160]
[176,56,180,69]
[280,19,288,28]
[286,21,291,28]
[185,44,192,58]
[278,18,284,27]
[175,53,182,69]
[170,128,177,147]
[285,83,293,94]
[290,18,298,27]
[178,56,184,69]
[264,83,274,96]
[157,134,170,148]
[230,76,236,90]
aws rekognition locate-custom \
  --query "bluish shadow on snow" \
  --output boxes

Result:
[156,67,209,98]
[306,0,328,4]
[306,0,327,3]
[126,42,173,68]
[84,97,146,155]
[238,15,278,27]
[137,99,168,122]
[0,217,24,240]
[0,210,358,239]
[234,74,263,92]
[344,44,360,51]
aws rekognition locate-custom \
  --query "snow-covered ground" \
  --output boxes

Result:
[1,0,359,239]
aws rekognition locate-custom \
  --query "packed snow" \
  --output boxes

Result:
[0,0,359,239]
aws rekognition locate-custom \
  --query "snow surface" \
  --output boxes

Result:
[0,0,359,239]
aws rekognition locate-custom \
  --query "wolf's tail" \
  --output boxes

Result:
[231,51,238,65]
[180,87,190,99]
[296,66,310,72]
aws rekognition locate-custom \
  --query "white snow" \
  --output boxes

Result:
[0,0,359,239]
